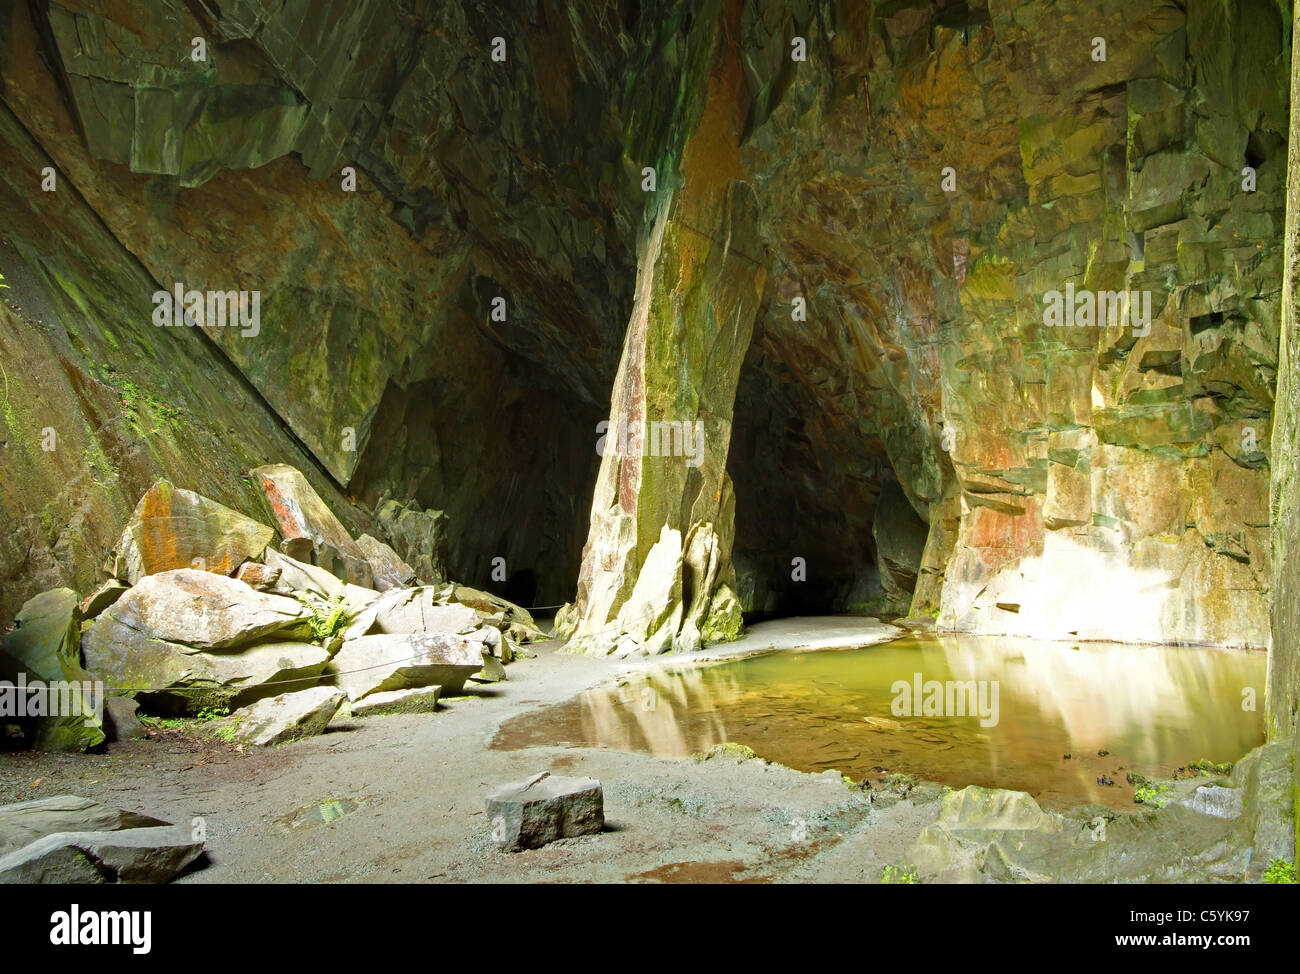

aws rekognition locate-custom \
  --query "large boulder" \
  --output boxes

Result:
[355,534,417,592]
[348,685,441,717]
[83,626,330,714]
[329,633,485,700]
[251,464,373,588]
[485,772,604,851]
[212,687,345,746]
[0,589,104,752]
[85,569,309,652]
[111,480,275,583]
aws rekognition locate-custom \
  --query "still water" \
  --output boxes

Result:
[494,634,1266,808]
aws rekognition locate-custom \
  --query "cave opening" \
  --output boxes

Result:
[726,337,929,621]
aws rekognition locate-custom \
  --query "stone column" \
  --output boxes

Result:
[564,0,766,655]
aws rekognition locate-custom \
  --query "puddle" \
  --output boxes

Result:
[280,797,360,832]
[494,634,1266,808]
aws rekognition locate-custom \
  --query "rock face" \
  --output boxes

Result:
[0,589,103,752]
[1271,0,1300,862]
[485,772,604,851]
[373,501,450,587]
[0,0,1290,666]
[112,480,275,583]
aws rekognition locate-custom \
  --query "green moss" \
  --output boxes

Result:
[693,741,757,762]
[881,864,918,884]
[1134,782,1172,807]
[1189,758,1233,777]
[1263,858,1296,884]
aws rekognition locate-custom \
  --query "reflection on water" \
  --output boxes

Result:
[494,634,1266,808]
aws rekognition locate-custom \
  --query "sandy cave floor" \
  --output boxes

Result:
[0,618,981,883]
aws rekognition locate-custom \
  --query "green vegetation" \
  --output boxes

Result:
[692,742,757,762]
[1264,859,1297,884]
[1189,758,1233,777]
[95,364,183,434]
[308,596,352,643]
[881,864,918,884]
[1134,783,1172,807]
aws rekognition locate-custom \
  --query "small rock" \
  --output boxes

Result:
[103,697,146,742]
[235,562,281,591]
[485,772,604,852]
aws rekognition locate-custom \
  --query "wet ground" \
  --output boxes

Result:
[494,633,1266,808]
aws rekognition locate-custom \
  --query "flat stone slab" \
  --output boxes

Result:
[486,772,604,852]
[0,796,167,855]
[0,825,203,884]
[348,686,441,717]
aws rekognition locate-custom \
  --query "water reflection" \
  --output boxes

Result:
[494,635,1266,808]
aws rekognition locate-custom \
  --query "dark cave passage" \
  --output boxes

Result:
[726,344,929,619]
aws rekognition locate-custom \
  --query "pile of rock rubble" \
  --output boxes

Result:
[1,463,544,752]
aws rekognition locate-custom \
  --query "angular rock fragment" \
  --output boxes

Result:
[112,480,274,583]
[251,463,373,588]
[347,685,440,717]
[103,696,145,741]
[0,795,202,884]
[0,795,166,855]
[79,580,129,619]
[0,826,203,884]
[485,772,604,851]
[355,533,417,591]
[235,561,281,591]
[212,686,345,746]
[83,594,330,714]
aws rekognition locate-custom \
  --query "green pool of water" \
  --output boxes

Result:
[494,633,1266,808]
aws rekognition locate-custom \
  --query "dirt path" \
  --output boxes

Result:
[1,618,948,883]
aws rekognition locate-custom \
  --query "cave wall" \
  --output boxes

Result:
[0,0,1291,657]
[1270,0,1300,862]
[0,0,651,613]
